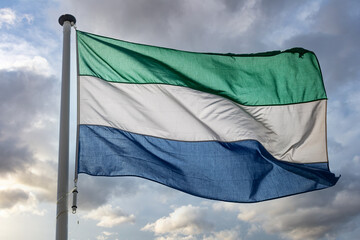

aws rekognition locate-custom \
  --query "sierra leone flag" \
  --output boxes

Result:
[76,30,338,203]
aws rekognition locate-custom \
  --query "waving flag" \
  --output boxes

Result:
[76,30,338,202]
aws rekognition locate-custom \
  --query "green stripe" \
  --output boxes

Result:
[77,30,327,106]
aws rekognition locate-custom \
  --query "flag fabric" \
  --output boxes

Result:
[76,30,338,203]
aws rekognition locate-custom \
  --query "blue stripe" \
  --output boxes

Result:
[78,125,339,203]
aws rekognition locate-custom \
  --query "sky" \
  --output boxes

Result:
[0,0,359,239]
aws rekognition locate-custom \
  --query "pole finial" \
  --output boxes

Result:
[59,14,76,26]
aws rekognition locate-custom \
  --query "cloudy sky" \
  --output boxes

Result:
[0,0,359,239]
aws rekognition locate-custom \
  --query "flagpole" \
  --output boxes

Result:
[56,14,76,240]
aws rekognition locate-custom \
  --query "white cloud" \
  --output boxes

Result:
[21,14,33,24]
[95,231,118,240]
[142,205,213,236]
[0,8,16,28]
[0,8,33,28]
[203,229,241,240]
[154,235,196,240]
[0,34,52,76]
[102,231,117,236]
[84,204,135,228]
[0,8,54,78]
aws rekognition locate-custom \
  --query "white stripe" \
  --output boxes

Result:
[80,76,327,164]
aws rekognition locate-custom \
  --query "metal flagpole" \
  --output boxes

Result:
[56,14,76,240]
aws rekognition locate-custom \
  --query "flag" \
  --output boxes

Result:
[76,30,338,203]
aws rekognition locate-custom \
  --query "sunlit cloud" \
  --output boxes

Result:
[0,34,53,76]
[203,229,241,240]
[95,231,118,240]
[84,204,135,228]
[142,205,213,236]
[0,192,46,217]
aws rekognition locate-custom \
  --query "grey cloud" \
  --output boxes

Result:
[60,0,268,52]
[313,0,360,36]
[222,0,247,11]
[0,138,33,173]
[0,70,58,128]
[0,189,29,209]
[283,172,360,239]
[0,69,58,170]
[77,176,140,210]
[62,0,184,44]
[15,162,57,202]
[59,0,359,57]
[257,0,300,17]
[0,69,59,205]
[76,175,202,210]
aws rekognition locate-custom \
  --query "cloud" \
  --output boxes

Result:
[153,235,197,240]
[0,8,16,28]
[0,142,55,201]
[95,231,118,240]
[0,34,53,76]
[0,8,33,29]
[84,204,135,228]
[0,189,29,209]
[327,82,360,161]
[0,68,59,211]
[0,69,59,162]
[14,160,57,202]
[58,0,266,52]
[0,192,46,217]
[0,69,58,150]
[60,0,183,43]
[0,138,34,174]
[77,176,141,210]
[142,204,242,240]
[203,229,241,240]
[60,0,356,56]
[0,7,54,77]
[142,205,213,236]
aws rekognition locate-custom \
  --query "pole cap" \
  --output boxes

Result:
[58,14,76,26]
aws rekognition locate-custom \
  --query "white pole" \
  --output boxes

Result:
[56,14,76,240]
